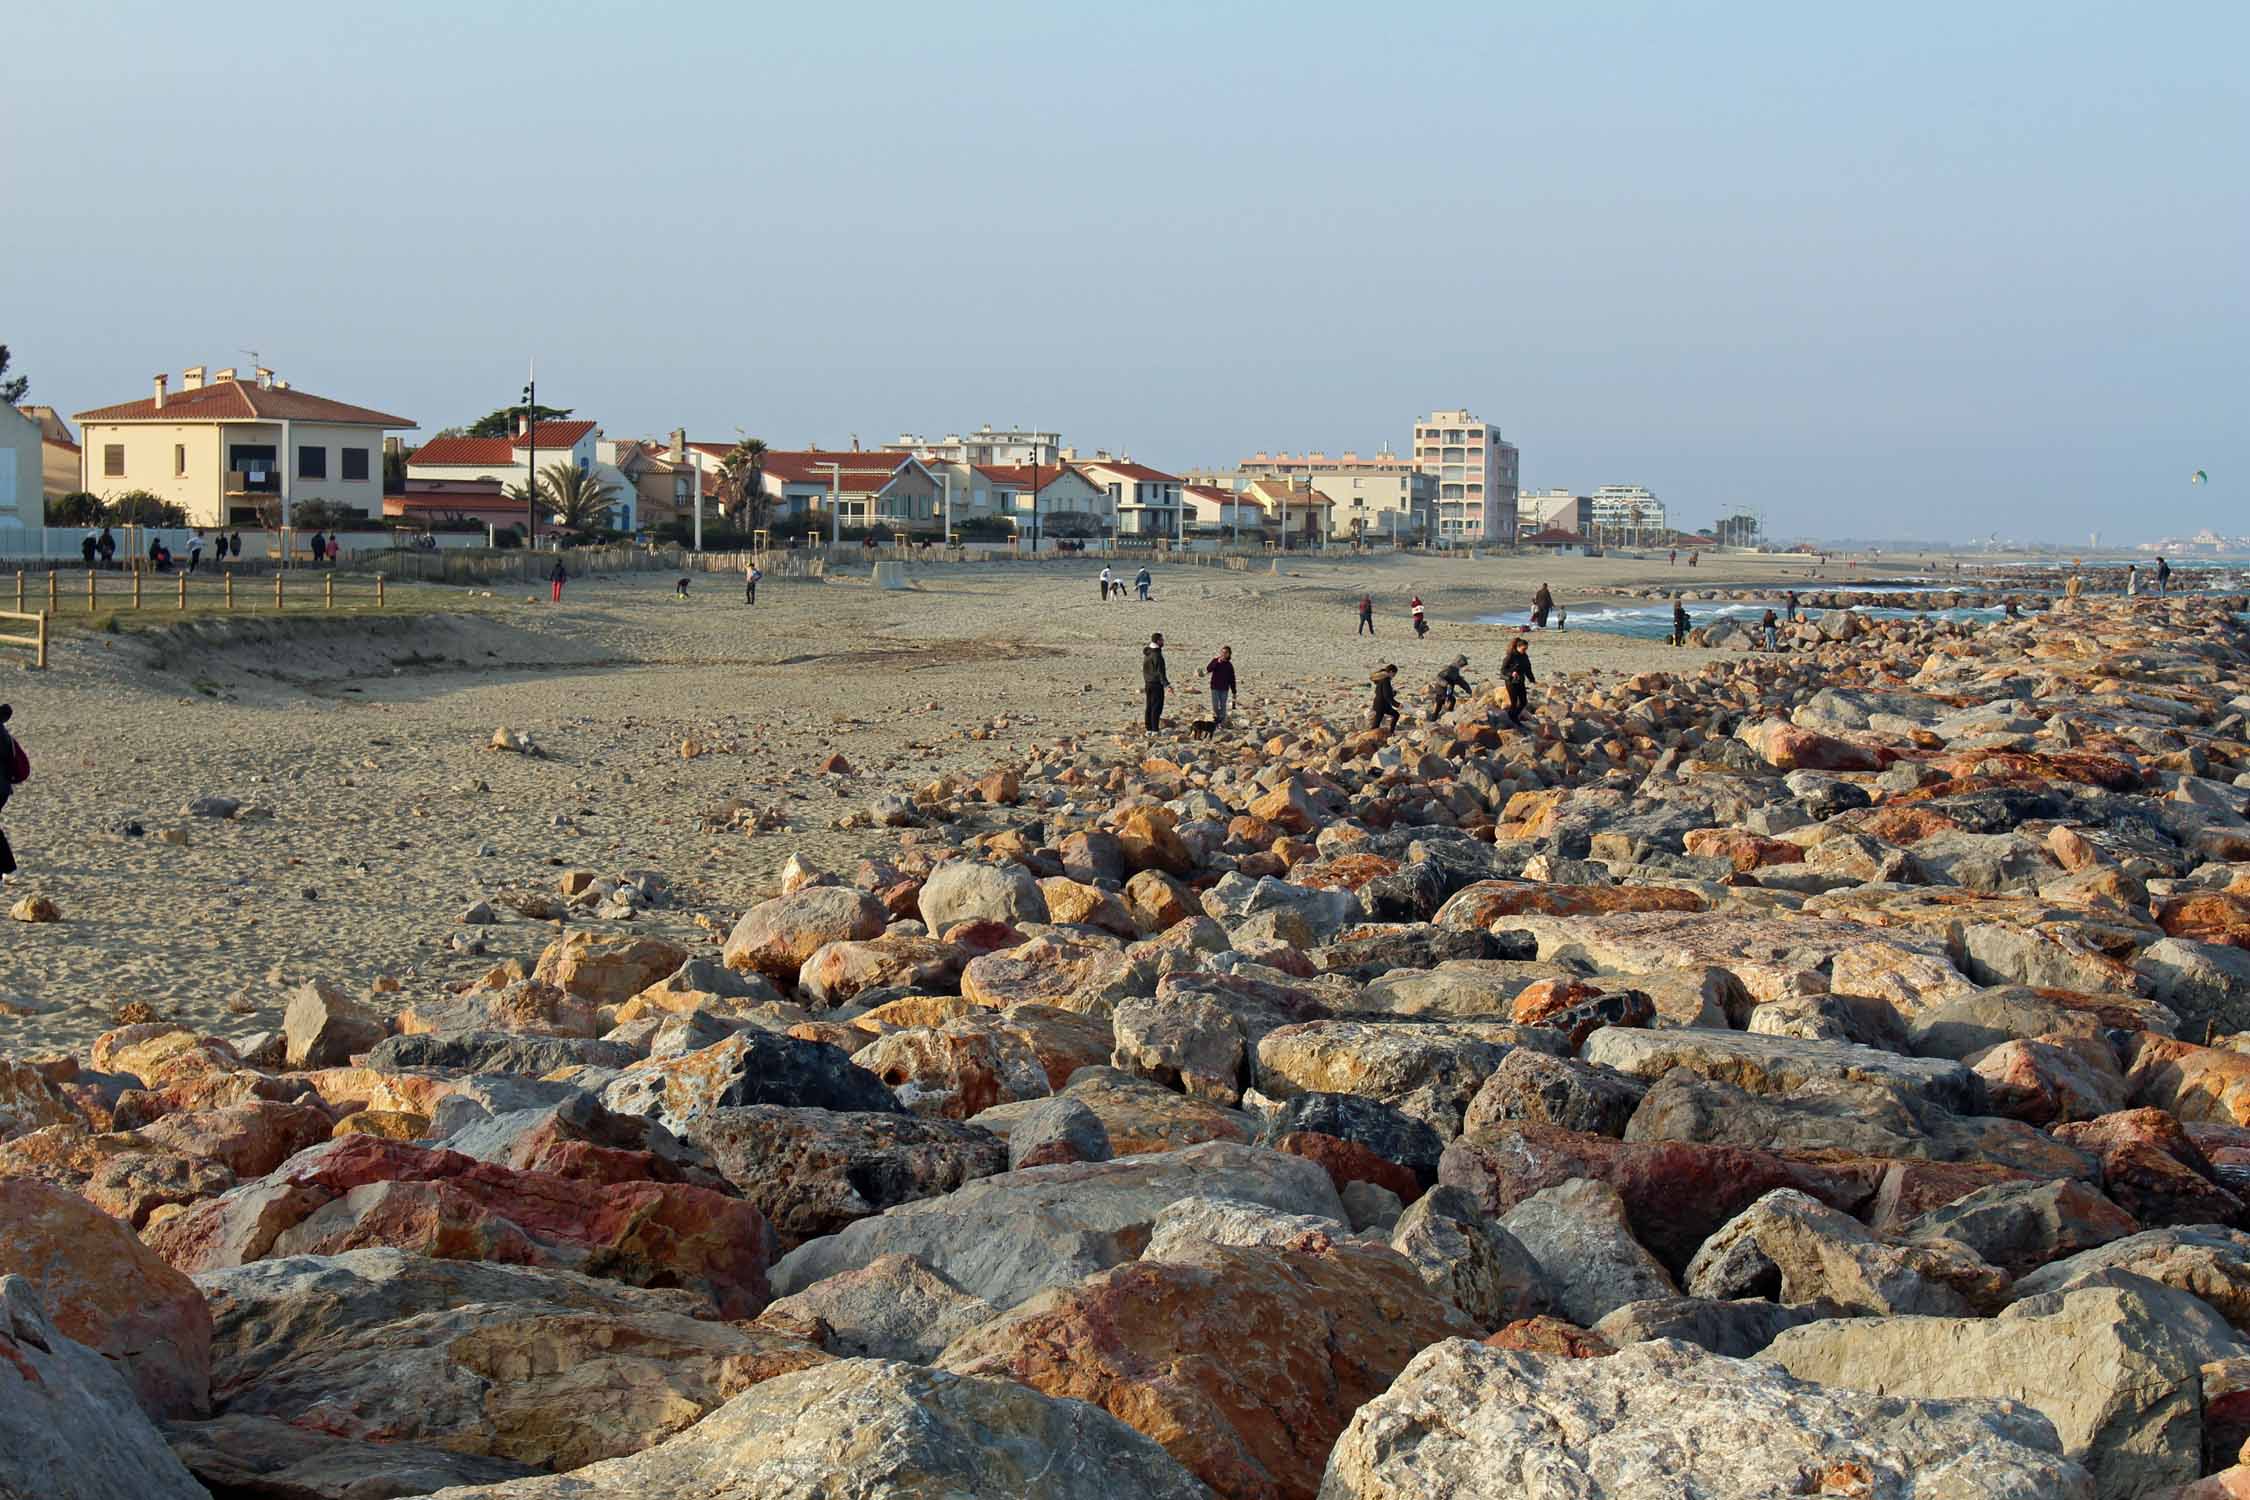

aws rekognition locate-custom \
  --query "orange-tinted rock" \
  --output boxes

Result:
[1287,853,1401,893]
[1434,880,1707,929]
[1509,979,1605,1026]
[133,1101,336,1180]
[1736,720,1885,773]
[722,887,889,985]
[2053,1107,2245,1228]
[1482,1315,1615,1359]
[2158,892,2250,950]
[530,931,692,1006]
[1682,829,1807,871]
[940,1237,1476,1500]
[1269,1130,1422,1204]
[796,935,963,1005]
[1116,807,1195,877]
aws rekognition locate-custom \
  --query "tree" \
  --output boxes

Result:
[51,491,103,526]
[537,462,621,532]
[466,404,573,440]
[0,344,25,405]
[718,437,768,530]
[107,491,188,528]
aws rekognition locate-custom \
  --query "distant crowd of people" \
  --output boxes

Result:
[74,528,351,572]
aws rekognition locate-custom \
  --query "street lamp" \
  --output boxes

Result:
[521,368,537,550]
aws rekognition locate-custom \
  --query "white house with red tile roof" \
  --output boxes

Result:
[756,450,942,536]
[1183,483,1268,538]
[972,463,1112,537]
[1070,457,1184,540]
[73,365,415,525]
[407,417,635,531]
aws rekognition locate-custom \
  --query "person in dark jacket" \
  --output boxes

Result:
[1141,633,1169,732]
[1501,638,1535,727]
[1784,590,1800,623]
[1369,665,1401,731]
[97,528,116,569]
[1530,582,1554,629]
[1357,594,1375,636]
[1762,608,1780,651]
[80,533,97,567]
[2157,556,2173,595]
[549,559,568,603]
[0,704,21,882]
[1200,645,1237,726]
[1134,566,1152,601]
[1671,597,1690,647]
[1429,655,1472,720]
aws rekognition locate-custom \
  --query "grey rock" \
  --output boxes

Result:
[681,1107,1006,1249]
[1590,1296,1838,1359]
[1340,1180,1403,1233]
[282,980,387,1071]
[1897,1179,2143,1280]
[367,1031,641,1075]
[1498,1177,1677,1326]
[2138,936,2250,1036]
[759,1254,998,1364]
[1390,1185,1550,1330]
[1004,1095,1112,1170]
[2009,1225,2250,1332]
[165,1412,542,1498]
[1581,1025,1982,1113]
[1109,990,1245,1104]
[1685,1188,2004,1317]
[1319,1337,2090,1500]
[1141,1195,1355,1264]
[1461,1048,1646,1138]
[1255,1019,1567,1140]
[917,860,1049,931]
[1255,1091,1445,1186]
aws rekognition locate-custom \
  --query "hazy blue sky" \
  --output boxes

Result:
[4,1,2242,542]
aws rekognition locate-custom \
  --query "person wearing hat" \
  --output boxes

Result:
[0,705,22,884]
[1502,639,1536,727]
[1141,632,1170,733]
[1368,664,1401,731]
[1430,655,1473,719]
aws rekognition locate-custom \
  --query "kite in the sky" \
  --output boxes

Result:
[2192,470,2209,484]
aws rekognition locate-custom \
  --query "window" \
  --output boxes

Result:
[298,446,327,479]
[341,447,369,482]
[173,444,187,477]
[104,444,125,477]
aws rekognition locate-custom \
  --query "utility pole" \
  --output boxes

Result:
[823,462,842,550]
[941,470,952,544]
[1029,452,1040,555]
[521,365,537,550]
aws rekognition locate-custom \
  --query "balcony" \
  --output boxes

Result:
[225,470,279,496]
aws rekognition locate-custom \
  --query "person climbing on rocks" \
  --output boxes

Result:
[1502,637,1536,727]
[1430,655,1472,720]
[1141,632,1169,733]
[1369,664,1401,731]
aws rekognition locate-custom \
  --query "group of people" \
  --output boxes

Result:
[1099,566,1153,601]
[1356,593,1432,636]
[2124,557,2176,597]
[1138,632,1537,739]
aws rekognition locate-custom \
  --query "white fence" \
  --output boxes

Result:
[0,526,487,563]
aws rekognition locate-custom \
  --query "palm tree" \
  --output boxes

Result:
[537,461,622,533]
[719,437,768,530]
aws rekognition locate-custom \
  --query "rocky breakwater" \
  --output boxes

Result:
[14,595,2250,1495]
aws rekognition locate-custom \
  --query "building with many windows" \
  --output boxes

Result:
[1412,409,1518,543]
[886,426,1060,468]
[1517,488,1593,537]
[1072,457,1184,540]
[74,366,415,526]
[1233,448,1432,541]
[1588,485,1666,543]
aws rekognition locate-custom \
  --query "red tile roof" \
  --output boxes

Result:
[75,378,412,428]
[1074,459,1180,483]
[406,436,519,467]
[509,420,595,449]
[762,450,916,490]
[974,463,1094,492]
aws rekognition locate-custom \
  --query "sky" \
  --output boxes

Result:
[3,1,2243,543]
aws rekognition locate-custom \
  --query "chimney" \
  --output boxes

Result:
[516,411,531,437]
[182,365,206,391]
[152,373,167,408]
[215,367,236,384]
[254,366,273,389]
[670,428,685,462]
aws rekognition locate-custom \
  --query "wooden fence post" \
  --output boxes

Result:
[177,574,188,610]
[87,570,96,612]
[36,612,47,670]
[225,572,235,611]
[132,571,143,610]
[274,573,284,610]
[46,572,56,611]
[324,574,335,610]
[375,574,385,608]
[12,572,20,613]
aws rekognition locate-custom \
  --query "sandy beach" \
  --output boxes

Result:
[0,547,1851,1056]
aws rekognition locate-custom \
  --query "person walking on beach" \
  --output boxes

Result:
[1762,607,1780,651]
[188,535,203,574]
[1134,566,1152,602]
[1530,582,1554,629]
[745,563,763,605]
[1668,549,1677,566]
[2158,556,2173,595]
[1671,597,1690,647]
[1501,638,1536,727]
[0,705,24,886]
[1100,566,1115,601]
[1141,632,1170,733]
[1201,645,1237,727]
[1358,593,1375,636]
[1411,595,1428,638]
[1369,664,1401,732]
[1555,602,1568,632]
[548,558,568,603]
[1430,655,1472,719]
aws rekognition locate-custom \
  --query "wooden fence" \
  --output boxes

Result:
[0,609,46,669]
[340,544,684,585]
[13,568,390,618]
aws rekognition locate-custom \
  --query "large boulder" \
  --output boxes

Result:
[1112,990,1248,1104]
[601,1030,901,1131]
[1462,1048,1646,1138]
[1319,1337,2090,1499]
[1685,1188,2006,1316]
[977,1066,1253,1158]
[918,859,1049,931]
[850,1020,1051,1120]
[2010,1226,2250,1332]
[1582,1025,1981,1112]
[164,1414,539,1498]
[723,887,888,985]
[144,1134,776,1317]
[1255,1020,1565,1139]
[0,1178,211,1420]
[530,930,691,1006]
[195,1249,824,1472]
[941,1234,1476,1500]
[678,1106,1004,1249]
[1388,1185,1550,1331]
[0,1276,209,1500]
[2139,937,2250,1037]
[771,1140,1342,1312]
[1498,1176,1678,1325]
[1897,1178,2141,1279]
[283,979,388,1070]
[411,1363,1212,1500]
[1590,1296,1836,1359]
[757,1253,998,1363]
[371,1030,641,1076]
[1763,1275,2249,1500]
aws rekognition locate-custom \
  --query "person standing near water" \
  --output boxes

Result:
[1671,597,1690,647]
[1530,583,1553,629]
[0,705,24,886]
[2158,556,2173,595]
[1141,632,1170,733]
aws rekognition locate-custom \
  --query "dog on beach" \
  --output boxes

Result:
[1188,718,1217,740]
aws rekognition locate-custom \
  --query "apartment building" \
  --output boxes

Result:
[1412,409,1519,544]
[74,366,414,526]
[1235,448,1432,540]
[1518,488,1592,536]
[887,426,1060,467]
[1588,484,1666,542]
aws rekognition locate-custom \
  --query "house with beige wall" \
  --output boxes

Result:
[74,366,414,526]
[15,406,81,506]
[0,405,40,532]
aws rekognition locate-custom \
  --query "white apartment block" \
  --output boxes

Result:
[888,426,1060,467]
[1412,410,1518,544]
[1589,485,1666,541]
